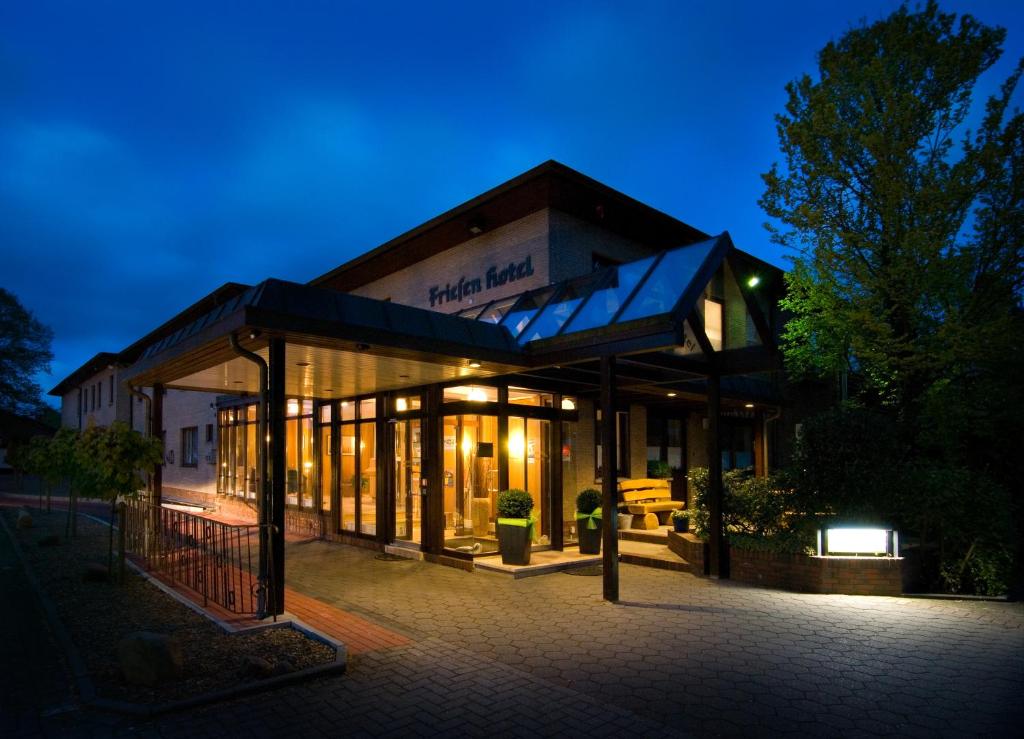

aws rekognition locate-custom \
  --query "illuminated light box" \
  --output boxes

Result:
[818,528,898,557]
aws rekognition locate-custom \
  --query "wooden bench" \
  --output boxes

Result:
[618,479,683,530]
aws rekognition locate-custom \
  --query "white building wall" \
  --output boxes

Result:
[158,388,219,497]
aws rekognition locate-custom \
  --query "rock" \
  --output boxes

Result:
[82,563,109,582]
[37,534,60,547]
[16,509,33,529]
[241,654,274,679]
[117,632,184,687]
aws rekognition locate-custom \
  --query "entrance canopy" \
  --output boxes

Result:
[121,232,780,396]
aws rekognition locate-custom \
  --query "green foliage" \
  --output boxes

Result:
[759,1,1023,595]
[689,468,795,540]
[76,421,163,502]
[575,488,602,514]
[497,489,534,519]
[646,460,672,479]
[728,531,816,556]
[761,2,1023,408]
[0,287,54,416]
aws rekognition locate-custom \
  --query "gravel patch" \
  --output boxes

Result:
[4,508,335,705]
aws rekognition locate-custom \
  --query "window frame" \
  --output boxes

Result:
[180,426,199,468]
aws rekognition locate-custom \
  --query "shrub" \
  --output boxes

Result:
[497,489,533,519]
[575,488,601,514]
[670,508,690,521]
[689,467,794,539]
[647,460,672,479]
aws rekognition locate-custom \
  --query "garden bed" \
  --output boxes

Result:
[3,507,336,707]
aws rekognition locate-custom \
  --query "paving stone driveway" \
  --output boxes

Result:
[31,539,1024,737]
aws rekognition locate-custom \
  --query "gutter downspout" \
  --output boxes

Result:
[228,332,271,618]
[127,386,153,493]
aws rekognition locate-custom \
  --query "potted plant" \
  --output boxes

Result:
[575,488,602,554]
[671,508,691,533]
[647,459,672,479]
[496,489,534,565]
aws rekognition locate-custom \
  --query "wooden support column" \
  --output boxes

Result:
[267,338,287,615]
[152,383,163,508]
[424,384,443,554]
[706,373,729,578]
[600,355,619,602]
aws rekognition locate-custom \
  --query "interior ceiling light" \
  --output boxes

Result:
[667,392,677,397]
[745,403,755,408]
[468,361,481,369]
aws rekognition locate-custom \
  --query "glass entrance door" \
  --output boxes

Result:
[442,414,499,553]
[391,418,422,546]
[508,416,552,544]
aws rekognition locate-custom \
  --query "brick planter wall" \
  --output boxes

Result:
[667,531,902,596]
[730,549,903,596]
[666,531,707,575]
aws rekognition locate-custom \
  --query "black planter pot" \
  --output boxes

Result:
[497,521,532,565]
[673,517,690,533]
[578,520,602,554]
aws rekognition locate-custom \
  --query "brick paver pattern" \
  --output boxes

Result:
[17,532,1024,737]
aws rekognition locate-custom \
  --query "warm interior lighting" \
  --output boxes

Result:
[747,275,760,288]
[561,398,576,410]
[508,431,525,459]
[303,461,313,469]
[461,435,473,455]
[667,392,677,398]
[286,399,300,416]
[467,387,488,402]
[744,403,754,408]
[396,397,408,412]
[704,298,723,351]
[468,361,482,369]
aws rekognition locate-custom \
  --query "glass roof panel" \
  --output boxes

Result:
[501,286,557,338]
[455,302,490,320]
[561,256,657,334]
[617,239,717,323]
[517,272,606,343]
[478,296,519,324]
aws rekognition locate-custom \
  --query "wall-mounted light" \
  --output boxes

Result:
[508,431,525,459]
[561,398,576,410]
[747,276,761,288]
[468,219,484,235]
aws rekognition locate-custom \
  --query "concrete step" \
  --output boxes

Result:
[619,528,670,544]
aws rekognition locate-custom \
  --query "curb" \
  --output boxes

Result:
[0,508,347,719]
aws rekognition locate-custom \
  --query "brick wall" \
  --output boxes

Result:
[351,210,550,311]
[730,549,903,596]
[547,209,656,282]
[667,531,902,595]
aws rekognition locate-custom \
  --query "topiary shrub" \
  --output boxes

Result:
[575,488,601,514]
[497,489,534,519]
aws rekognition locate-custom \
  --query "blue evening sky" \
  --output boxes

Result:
[1,1,1021,403]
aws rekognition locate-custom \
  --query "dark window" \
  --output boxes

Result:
[109,375,114,406]
[91,384,96,411]
[181,427,199,467]
[720,421,754,471]
[595,409,629,480]
[205,423,214,442]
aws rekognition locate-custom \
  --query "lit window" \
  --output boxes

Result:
[704,298,723,351]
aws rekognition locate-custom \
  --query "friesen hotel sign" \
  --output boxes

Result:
[427,255,535,308]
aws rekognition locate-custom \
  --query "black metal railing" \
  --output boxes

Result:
[121,498,273,616]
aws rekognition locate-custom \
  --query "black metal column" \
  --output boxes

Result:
[600,355,619,602]
[707,373,729,578]
[267,339,287,615]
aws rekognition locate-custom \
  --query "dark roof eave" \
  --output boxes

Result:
[48,351,121,397]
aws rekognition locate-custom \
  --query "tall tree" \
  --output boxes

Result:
[761,2,1023,594]
[0,287,54,417]
[761,1,1022,412]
